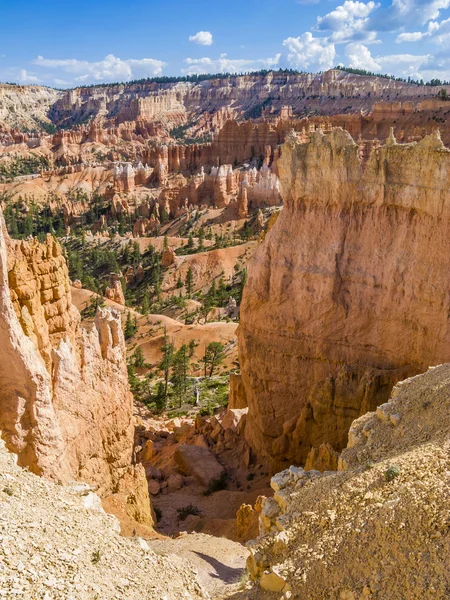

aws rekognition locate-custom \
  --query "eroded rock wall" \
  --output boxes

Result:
[247,364,450,598]
[238,128,450,472]
[0,215,151,525]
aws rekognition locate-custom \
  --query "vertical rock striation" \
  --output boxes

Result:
[0,216,151,525]
[238,128,450,471]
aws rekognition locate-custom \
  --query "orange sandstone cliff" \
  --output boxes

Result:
[238,128,450,472]
[0,215,151,526]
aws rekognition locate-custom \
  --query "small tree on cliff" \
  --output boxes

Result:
[133,345,146,368]
[124,311,137,339]
[170,344,190,407]
[185,267,194,298]
[158,328,174,401]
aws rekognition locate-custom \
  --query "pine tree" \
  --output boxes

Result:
[170,344,190,407]
[133,345,145,367]
[141,294,150,315]
[187,233,194,250]
[202,342,226,378]
[124,311,136,339]
[158,328,174,401]
[186,267,194,298]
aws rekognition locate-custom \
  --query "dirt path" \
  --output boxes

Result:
[149,533,248,598]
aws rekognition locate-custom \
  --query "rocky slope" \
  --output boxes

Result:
[238,128,450,472]
[0,210,151,527]
[0,436,206,599]
[245,364,450,599]
[0,84,61,130]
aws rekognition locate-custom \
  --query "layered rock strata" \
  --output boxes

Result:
[247,364,450,598]
[0,215,151,525]
[238,128,450,471]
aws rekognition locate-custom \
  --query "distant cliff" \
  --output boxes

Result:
[2,70,449,132]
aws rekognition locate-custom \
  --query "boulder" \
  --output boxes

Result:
[174,445,225,488]
[148,479,161,496]
[166,473,184,493]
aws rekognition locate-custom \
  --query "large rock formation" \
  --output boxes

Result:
[247,364,450,598]
[0,214,151,525]
[238,128,450,472]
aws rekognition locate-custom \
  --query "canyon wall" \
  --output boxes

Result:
[0,216,151,524]
[0,84,60,130]
[238,127,450,472]
[50,71,450,130]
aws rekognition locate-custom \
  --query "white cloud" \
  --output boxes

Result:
[396,31,427,42]
[345,42,382,70]
[33,53,166,83]
[189,31,213,46]
[368,0,450,32]
[182,53,280,74]
[17,69,40,83]
[396,16,450,46]
[282,33,336,71]
[317,1,380,43]
[345,42,430,77]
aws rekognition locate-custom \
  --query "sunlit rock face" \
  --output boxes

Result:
[238,128,450,472]
[0,216,151,525]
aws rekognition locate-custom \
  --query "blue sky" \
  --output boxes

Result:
[1,0,450,86]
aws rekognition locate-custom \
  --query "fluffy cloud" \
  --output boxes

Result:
[189,31,213,46]
[317,1,380,43]
[17,69,40,83]
[182,53,280,74]
[395,15,450,45]
[345,42,430,77]
[282,33,336,70]
[32,54,166,83]
[345,42,382,70]
[368,0,450,32]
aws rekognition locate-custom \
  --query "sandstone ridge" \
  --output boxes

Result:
[238,127,450,471]
[0,212,151,526]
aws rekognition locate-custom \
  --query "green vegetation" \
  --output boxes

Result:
[202,342,226,378]
[3,197,65,239]
[0,156,50,183]
[65,238,163,311]
[177,504,201,521]
[385,465,401,482]
[335,65,450,86]
[169,124,211,145]
[243,96,274,120]
[203,472,228,496]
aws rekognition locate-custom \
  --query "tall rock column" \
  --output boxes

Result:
[0,216,152,527]
[238,128,450,472]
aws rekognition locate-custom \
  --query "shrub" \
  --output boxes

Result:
[177,504,201,521]
[385,465,400,482]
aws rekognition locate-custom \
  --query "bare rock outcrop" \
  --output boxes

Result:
[247,364,450,598]
[0,214,151,527]
[104,272,125,305]
[238,128,450,472]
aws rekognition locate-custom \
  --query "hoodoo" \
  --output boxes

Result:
[238,127,450,472]
[0,212,151,527]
